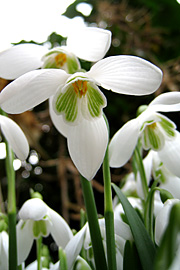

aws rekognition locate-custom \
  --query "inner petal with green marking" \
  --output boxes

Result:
[55,79,106,124]
[33,220,48,238]
[141,122,164,151]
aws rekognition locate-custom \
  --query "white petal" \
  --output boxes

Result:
[0,44,48,80]
[67,116,108,180]
[0,231,8,270]
[49,97,69,138]
[88,55,163,95]
[109,118,140,168]
[67,27,111,62]
[158,131,180,178]
[48,208,73,248]
[155,199,179,245]
[149,91,180,112]
[65,226,87,270]
[19,198,48,221]
[0,115,29,160]
[16,219,34,265]
[0,69,69,114]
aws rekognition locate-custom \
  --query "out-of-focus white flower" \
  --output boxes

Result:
[0,231,8,270]
[155,198,180,246]
[0,115,29,160]
[16,198,73,265]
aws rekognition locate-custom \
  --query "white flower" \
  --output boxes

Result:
[109,92,180,171]
[137,150,180,200]
[0,231,8,270]
[0,115,29,160]
[51,218,132,270]
[0,55,162,180]
[0,27,112,80]
[16,198,73,265]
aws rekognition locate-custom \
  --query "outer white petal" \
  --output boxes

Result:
[67,116,108,180]
[155,199,179,245]
[149,91,180,112]
[19,198,48,221]
[0,44,48,80]
[16,219,34,265]
[67,27,111,62]
[48,208,73,248]
[87,55,163,95]
[0,231,8,270]
[49,97,69,138]
[109,118,140,168]
[0,115,29,160]
[158,131,180,178]
[0,69,69,114]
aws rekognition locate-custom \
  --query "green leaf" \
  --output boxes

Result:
[112,183,156,270]
[154,202,180,270]
[123,241,143,270]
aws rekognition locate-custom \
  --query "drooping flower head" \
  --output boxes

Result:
[16,198,73,265]
[0,27,112,79]
[109,92,180,173]
[0,55,162,180]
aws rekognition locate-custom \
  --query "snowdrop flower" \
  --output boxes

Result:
[0,231,8,270]
[0,27,112,80]
[0,56,162,180]
[0,115,29,160]
[16,198,73,265]
[109,92,180,171]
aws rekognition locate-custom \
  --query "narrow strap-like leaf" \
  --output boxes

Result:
[112,183,156,270]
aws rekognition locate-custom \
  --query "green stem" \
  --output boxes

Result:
[5,138,17,270]
[36,237,42,270]
[103,147,117,270]
[134,147,148,199]
[80,176,108,270]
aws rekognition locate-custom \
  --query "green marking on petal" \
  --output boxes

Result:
[33,220,47,238]
[55,87,78,123]
[159,116,176,138]
[87,85,106,118]
[144,124,163,150]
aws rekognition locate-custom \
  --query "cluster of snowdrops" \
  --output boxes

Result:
[0,26,180,270]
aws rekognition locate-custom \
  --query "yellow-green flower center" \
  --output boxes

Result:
[55,53,67,68]
[72,80,88,98]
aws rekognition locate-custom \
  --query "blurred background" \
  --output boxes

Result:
[0,0,180,264]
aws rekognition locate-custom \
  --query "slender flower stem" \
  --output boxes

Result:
[0,108,18,270]
[36,237,42,270]
[80,176,108,270]
[5,137,17,270]
[103,146,117,270]
[134,146,148,199]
